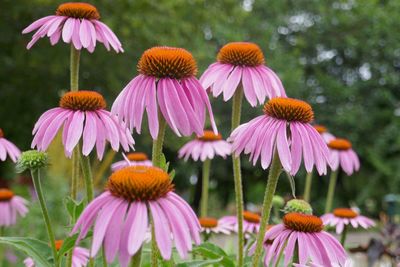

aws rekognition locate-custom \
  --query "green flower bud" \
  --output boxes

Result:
[283,199,313,215]
[16,150,49,173]
[272,195,285,208]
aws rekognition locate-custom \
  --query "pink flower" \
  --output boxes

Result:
[0,129,21,162]
[321,208,375,234]
[313,125,335,143]
[199,217,234,235]
[111,152,152,172]
[230,97,331,175]
[250,213,347,266]
[71,166,201,267]
[178,130,231,162]
[111,46,217,140]
[327,138,360,175]
[24,240,89,267]
[0,188,28,226]
[200,42,286,107]
[31,91,134,160]
[220,211,261,234]
[22,2,123,53]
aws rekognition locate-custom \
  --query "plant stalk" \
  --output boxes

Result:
[129,248,142,267]
[340,225,348,246]
[80,153,94,203]
[325,170,339,213]
[152,114,167,168]
[200,159,211,217]
[303,171,313,202]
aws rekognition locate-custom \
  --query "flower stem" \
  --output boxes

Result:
[129,248,142,267]
[152,113,167,168]
[102,246,107,267]
[231,88,244,266]
[31,169,58,267]
[80,152,94,203]
[200,159,211,217]
[251,149,282,267]
[150,216,158,267]
[303,171,313,202]
[0,227,4,267]
[70,45,80,91]
[325,170,338,213]
[340,225,348,246]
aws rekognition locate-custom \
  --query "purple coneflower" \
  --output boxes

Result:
[71,166,200,267]
[314,125,335,143]
[31,91,134,160]
[111,152,152,172]
[178,130,231,162]
[220,211,261,235]
[200,42,286,107]
[0,188,28,226]
[0,129,21,163]
[322,208,375,234]
[328,138,360,176]
[22,2,123,53]
[230,97,331,175]
[111,46,217,140]
[251,213,347,266]
[24,240,89,267]
[199,217,233,235]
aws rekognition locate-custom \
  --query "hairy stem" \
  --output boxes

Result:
[129,248,142,267]
[340,225,348,246]
[325,170,338,213]
[152,114,167,168]
[303,171,313,202]
[200,159,211,217]
[80,152,94,203]
[251,149,282,267]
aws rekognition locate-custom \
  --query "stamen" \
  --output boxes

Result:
[283,213,323,233]
[328,139,352,151]
[59,91,106,111]
[243,211,261,223]
[333,208,358,219]
[138,46,197,79]
[217,42,265,67]
[0,189,14,201]
[263,97,314,123]
[107,166,174,201]
[199,217,218,228]
[197,130,222,142]
[56,2,100,20]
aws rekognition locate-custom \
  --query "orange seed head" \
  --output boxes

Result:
[59,91,106,111]
[283,213,323,233]
[217,42,265,67]
[264,97,314,123]
[56,2,100,20]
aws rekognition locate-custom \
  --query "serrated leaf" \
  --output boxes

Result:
[192,243,235,267]
[0,237,52,267]
[176,257,224,267]
[64,196,84,221]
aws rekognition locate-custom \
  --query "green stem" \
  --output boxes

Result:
[0,227,4,267]
[303,171,313,202]
[129,248,142,267]
[251,149,282,267]
[31,169,58,267]
[325,170,338,213]
[80,153,94,203]
[150,217,158,267]
[102,246,107,267]
[70,45,80,91]
[200,159,211,217]
[231,88,244,267]
[340,225,348,246]
[152,114,167,168]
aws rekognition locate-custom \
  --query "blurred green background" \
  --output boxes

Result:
[1,0,400,223]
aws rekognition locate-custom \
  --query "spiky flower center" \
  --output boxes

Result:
[199,217,218,228]
[137,46,197,79]
[56,2,100,20]
[0,128,3,138]
[197,130,222,142]
[55,240,64,251]
[314,125,327,134]
[217,42,265,67]
[243,211,261,223]
[328,139,352,151]
[333,208,358,219]
[283,213,323,233]
[0,189,14,201]
[126,152,148,162]
[107,166,174,201]
[60,91,106,111]
[263,97,314,123]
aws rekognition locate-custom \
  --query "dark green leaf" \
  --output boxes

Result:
[176,257,224,267]
[64,196,84,221]
[192,242,234,267]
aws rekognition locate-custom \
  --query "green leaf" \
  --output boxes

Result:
[192,243,235,267]
[57,233,78,260]
[0,237,52,267]
[176,257,224,267]
[64,196,84,221]
[169,169,176,180]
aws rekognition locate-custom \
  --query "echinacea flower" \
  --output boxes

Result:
[230,97,331,175]
[111,152,152,172]
[31,91,134,160]
[327,138,360,175]
[22,2,123,53]
[321,208,375,234]
[220,211,261,234]
[313,125,335,143]
[24,240,89,267]
[0,129,21,162]
[251,213,347,266]
[178,130,231,162]
[199,217,234,235]
[71,166,201,267]
[0,188,28,226]
[111,46,217,140]
[200,42,286,107]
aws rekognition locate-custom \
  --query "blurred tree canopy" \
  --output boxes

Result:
[1,0,399,215]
